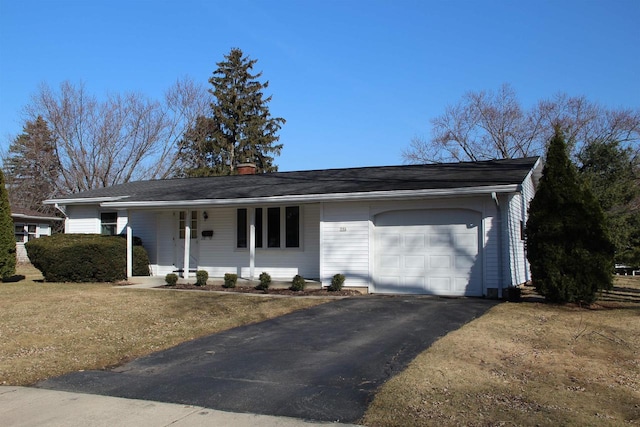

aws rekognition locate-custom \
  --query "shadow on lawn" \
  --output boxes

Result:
[518,278,640,305]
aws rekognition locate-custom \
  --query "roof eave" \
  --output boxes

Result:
[98,184,521,209]
[43,196,129,205]
[11,213,64,222]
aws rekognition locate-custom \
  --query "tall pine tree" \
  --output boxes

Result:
[4,116,60,213]
[577,141,640,265]
[178,48,285,176]
[526,128,614,304]
[0,169,16,279]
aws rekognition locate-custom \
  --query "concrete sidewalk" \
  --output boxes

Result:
[0,387,359,427]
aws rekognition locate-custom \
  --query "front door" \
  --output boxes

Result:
[175,210,198,274]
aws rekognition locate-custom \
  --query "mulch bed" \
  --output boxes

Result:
[159,283,362,296]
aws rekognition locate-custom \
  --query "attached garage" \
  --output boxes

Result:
[373,209,482,296]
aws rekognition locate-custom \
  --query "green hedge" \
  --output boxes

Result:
[26,234,150,282]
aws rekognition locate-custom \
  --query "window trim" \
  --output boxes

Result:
[100,212,118,236]
[179,211,198,240]
[236,206,302,250]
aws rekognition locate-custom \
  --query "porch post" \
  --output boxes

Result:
[126,216,133,279]
[249,208,255,280]
[183,210,191,279]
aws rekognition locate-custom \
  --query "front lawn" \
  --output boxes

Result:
[363,277,640,426]
[0,265,331,386]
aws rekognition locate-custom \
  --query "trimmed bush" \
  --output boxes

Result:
[290,274,306,291]
[165,273,178,286]
[196,270,209,286]
[133,246,150,276]
[256,271,271,290]
[223,273,237,288]
[26,234,151,282]
[329,273,345,291]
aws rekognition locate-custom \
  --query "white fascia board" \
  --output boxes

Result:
[43,196,129,205]
[11,213,64,222]
[100,184,520,209]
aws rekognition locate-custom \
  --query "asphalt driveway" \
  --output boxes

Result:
[37,296,498,423]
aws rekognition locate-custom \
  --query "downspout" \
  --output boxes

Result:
[521,187,531,283]
[491,192,504,299]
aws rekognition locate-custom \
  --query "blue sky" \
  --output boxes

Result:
[1,0,638,172]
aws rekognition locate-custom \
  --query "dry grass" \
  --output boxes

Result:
[0,264,330,386]
[363,277,640,426]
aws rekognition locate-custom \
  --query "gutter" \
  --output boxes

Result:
[43,196,129,205]
[87,184,521,209]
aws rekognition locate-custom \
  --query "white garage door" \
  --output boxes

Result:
[374,209,482,296]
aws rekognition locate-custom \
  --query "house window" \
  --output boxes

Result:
[14,224,25,243]
[267,207,281,248]
[236,206,301,249]
[285,206,300,248]
[179,211,198,239]
[237,209,247,248]
[255,208,263,248]
[101,212,118,235]
[27,224,37,241]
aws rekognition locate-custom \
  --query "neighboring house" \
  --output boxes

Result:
[11,208,63,262]
[45,158,542,297]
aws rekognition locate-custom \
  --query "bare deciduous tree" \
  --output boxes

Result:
[21,78,207,193]
[403,83,640,164]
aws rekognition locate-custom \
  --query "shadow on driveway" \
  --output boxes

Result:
[37,296,498,423]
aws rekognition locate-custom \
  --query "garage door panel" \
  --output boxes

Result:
[404,276,426,289]
[430,233,453,247]
[374,209,482,296]
[404,234,426,249]
[404,255,425,269]
[430,277,451,291]
[455,255,475,269]
[430,254,452,269]
[455,233,477,248]
[380,255,400,269]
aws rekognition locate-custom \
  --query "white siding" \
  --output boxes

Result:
[321,202,372,288]
[154,212,176,276]
[183,204,321,280]
[506,193,527,286]
[130,210,158,269]
[65,205,100,233]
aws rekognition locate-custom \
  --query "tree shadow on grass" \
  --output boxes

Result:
[1,275,26,283]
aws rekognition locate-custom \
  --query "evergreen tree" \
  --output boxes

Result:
[0,169,16,279]
[178,48,285,176]
[578,141,640,265]
[526,128,614,304]
[3,116,60,213]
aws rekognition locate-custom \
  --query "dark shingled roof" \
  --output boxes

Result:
[53,157,540,203]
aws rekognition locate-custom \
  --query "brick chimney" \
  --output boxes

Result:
[237,163,257,175]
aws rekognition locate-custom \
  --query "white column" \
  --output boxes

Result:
[249,208,255,280]
[183,210,191,279]
[126,217,133,279]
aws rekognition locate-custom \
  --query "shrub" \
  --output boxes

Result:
[223,273,237,288]
[165,273,178,286]
[0,170,15,280]
[290,274,306,291]
[133,246,150,276]
[526,128,614,304]
[256,271,271,290]
[329,273,345,291]
[26,234,151,282]
[196,270,209,286]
